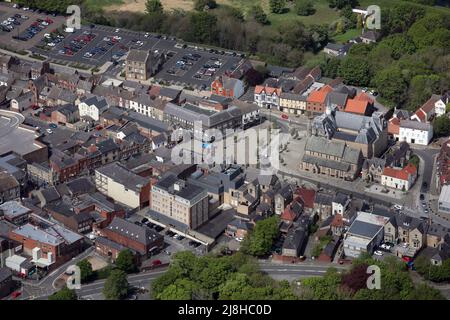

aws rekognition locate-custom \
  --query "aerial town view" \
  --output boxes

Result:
[0,0,449,310]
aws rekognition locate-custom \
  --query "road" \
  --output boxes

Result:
[259,261,349,281]
[76,268,168,300]
[21,246,94,300]
[0,109,24,138]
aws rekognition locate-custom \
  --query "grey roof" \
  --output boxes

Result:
[280,92,307,101]
[127,49,149,62]
[159,87,181,100]
[124,111,168,133]
[0,201,30,219]
[347,220,383,239]
[333,192,349,206]
[0,267,12,282]
[400,119,432,131]
[13,220,83,246]
[363,157,386,170]
[325,42,346,51]
[315,192,333,206]
[326,91,348,107]
[66,177,96,196]
[107,217,162,251]
[304,136,361,165]
[96,162,148,192]
[95,236,132,253]
[396,215,425,233]
[39,187,61,203]
[0,171,19,193]
[81,95,109,112]
[155,173,205,201]
[283,227,308,251]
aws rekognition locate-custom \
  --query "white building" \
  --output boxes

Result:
[254,85,281,109]
[95,162,150,209]
[397,120,433,145]
[343,211,390,258]
[332,193,350,216]
[381,163,417,191]
[78,96,109,121]
[438,185,450,215]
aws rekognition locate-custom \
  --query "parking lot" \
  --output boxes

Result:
[0,3,65,50]
[31,23,244,89]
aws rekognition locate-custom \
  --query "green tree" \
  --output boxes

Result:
[187,12,218,44]
[49,286,78,300]
[103,270,129,300]
[269,0,286,14]
[251,5,269,25]
[76,259,94,284]
[115,249,137,274]
[145,0,163,15]
[408,155,420,170]
[193,0,217,11]
[372,65,408,107]
[158,279,197,299]
[328,0,359,9]
[408,283,445,300]
[243,216,279,257]
[434,115,450,138]
[295,0,315,16]
[340,5,356,28]
[338,56,372,87]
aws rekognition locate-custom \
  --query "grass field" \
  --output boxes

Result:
[98,0,194,12]
[332,28,361,43]
[84,0,124,11]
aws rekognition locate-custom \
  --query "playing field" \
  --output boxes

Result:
[103,0,194,12]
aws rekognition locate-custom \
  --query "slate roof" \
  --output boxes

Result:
[107,217,162,251]
[96,162,148,192]
[127,49,149,62]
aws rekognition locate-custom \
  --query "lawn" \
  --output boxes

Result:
[218,0,340,27]
[332,28,361,43]
[84,0,124,11]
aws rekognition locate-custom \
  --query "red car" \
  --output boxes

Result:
[31,105,39,110]
[151,259,162,266]
[281,114,289,120]
[45,18,53,24]
[11,291,21,299]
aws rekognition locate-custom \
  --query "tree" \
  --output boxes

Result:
[251,5,269,25]
[49,286,78,300]
[434,115,450,138]
[76,259,94,283]
[269,0,286,14]
[338,56,372,87]
[145,0,163,15]
[340,5,356,28]
[243,216,279,257]
[115,249,137,273]
[194,0,217,11]
[158,279,197,299]
[103,270,129,300]
[408,155,420,170]
[328,0,359,9]
[372,65,408,107]
[187,12,218,44]
[295,0,315,16]
[408,283,445,300]
[341,264,370,293]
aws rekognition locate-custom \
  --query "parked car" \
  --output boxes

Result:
[374,250,383,256]
[11,291,22,299]
[152,259,162,266]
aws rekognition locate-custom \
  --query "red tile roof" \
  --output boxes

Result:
[345,99,369,115]
[354,92,374,104]
[281,205,297,222]
[413,109,427,122]
[307,85,332,103]
[382,163,417,181]
[388,117,400,135]
[331,214,344,227]
[254,85,281,96]
[295,187,316,209]
[420,96,440,113]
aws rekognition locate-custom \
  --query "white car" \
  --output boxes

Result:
[115,28,120,33]
[144,33,150,38]
[84,52,93,58]
[236,237,244,242]
[103,37,110,41]
[113,35,122,40]
[393,204,403,210]
[41,21,49,26]
[23,7,30,11]
[46,129,53,134]
[47,42,55,47]
[374,250,383,256]
[44,33,51,38]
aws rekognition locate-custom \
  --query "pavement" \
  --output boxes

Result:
[0,109,24,137]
